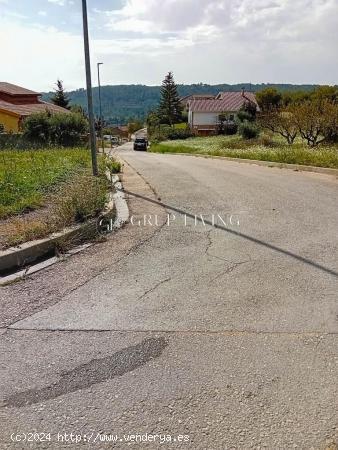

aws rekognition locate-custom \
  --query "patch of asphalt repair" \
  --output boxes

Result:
[3,337,168,408]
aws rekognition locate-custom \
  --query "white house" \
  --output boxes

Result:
[187,91,259,136]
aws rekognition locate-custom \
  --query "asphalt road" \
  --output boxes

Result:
[1,143,337,449]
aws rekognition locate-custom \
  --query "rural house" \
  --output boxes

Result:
[180,94,216,111]
[0,82,69,133]
[187,90,259,135]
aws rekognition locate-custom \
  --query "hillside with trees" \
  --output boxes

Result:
[42,83,329,125]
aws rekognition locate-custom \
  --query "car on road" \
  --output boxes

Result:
[133,137,148,151]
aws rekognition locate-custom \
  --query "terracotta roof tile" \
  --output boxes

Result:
[189,91,259,112]
[0,99,70,116]
[0,82,39,96]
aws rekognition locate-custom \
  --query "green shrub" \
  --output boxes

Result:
[149,124,193,142]
[237,110,254,123]
[223,122,238,135]
[239,122,260,139]
[101,155,122,182]
[23,112,51,144]
[49,113,88,146]
[166,129,194,140]
[22,112,88,147]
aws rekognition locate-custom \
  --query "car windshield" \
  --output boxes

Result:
[135,138,146,142]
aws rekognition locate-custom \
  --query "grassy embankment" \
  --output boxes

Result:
[0,148,118,248]
[151,135,338,168]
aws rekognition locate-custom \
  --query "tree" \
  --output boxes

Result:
[281,90,311,107]
[158,72,183,126]
[311,85,338,104]
[51,79,70,109]
[290,100,335,147]
[320,100,338,143]
[256,88,282,112]
[70,104,87,117]
[259,109,298,144]
[128,120,144,134]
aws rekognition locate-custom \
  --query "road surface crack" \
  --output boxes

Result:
[210,260,250,282]
[138,277,171,301]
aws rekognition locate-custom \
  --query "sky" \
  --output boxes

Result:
[0,0,337,92]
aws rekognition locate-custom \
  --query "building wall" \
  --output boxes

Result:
[189,111,237,127]
[0,111,20,132]
[191,112,219,126]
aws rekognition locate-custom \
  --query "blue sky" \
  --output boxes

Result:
[1,0,337,91]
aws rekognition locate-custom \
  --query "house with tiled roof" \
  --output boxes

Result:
[0,82,70,133]
[187,90,259,135]
[180,94,216,110]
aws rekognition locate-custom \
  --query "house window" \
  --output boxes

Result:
[229,114,234,121]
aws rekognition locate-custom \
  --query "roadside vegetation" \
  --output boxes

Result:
[0,111,121,249]
[151,135,338,168]
[0,147,91,218]
[0,147,115,249]
[148,81,338,168]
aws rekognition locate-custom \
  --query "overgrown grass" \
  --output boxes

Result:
[0,147,121,248]
[151,135,338,168]
[2,171,109,248]
[0,147,91,218]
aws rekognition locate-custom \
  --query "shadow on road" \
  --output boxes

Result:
[121,187,338,279]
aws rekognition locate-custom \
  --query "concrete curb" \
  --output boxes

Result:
[157,152,338,176]
[0,174,129,285]
[112,175,129,227]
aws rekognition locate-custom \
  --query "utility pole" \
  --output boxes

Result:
[81,0,98,176]
[97,62,103,147]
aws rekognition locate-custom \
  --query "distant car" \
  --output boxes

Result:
[133,137,148,151]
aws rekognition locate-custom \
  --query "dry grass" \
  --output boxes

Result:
[0,146,123,248]
[1,171,108,249]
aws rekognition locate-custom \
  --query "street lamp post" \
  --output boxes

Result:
[97,62,103,148]
[81,0,98,176]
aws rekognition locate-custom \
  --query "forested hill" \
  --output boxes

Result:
[42,83,319,125]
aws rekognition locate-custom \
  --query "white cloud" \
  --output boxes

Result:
[37,11,47,17]
[101,0,338,84]
[0,0,337,88]
[0,18,84,91]
[47,0,67,5]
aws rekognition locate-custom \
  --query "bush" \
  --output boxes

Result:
[22,112,88,147]
[22,112,51,144]
[149,125,193,142]
[237,110,254,123]
[49,113,88,146]
[166,129,194,140]
[101,155,122,182]
[239,122,260,139]
[257,134,277,147]
[223,122,238,135]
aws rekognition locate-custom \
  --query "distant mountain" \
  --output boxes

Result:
[42,83,320,125]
